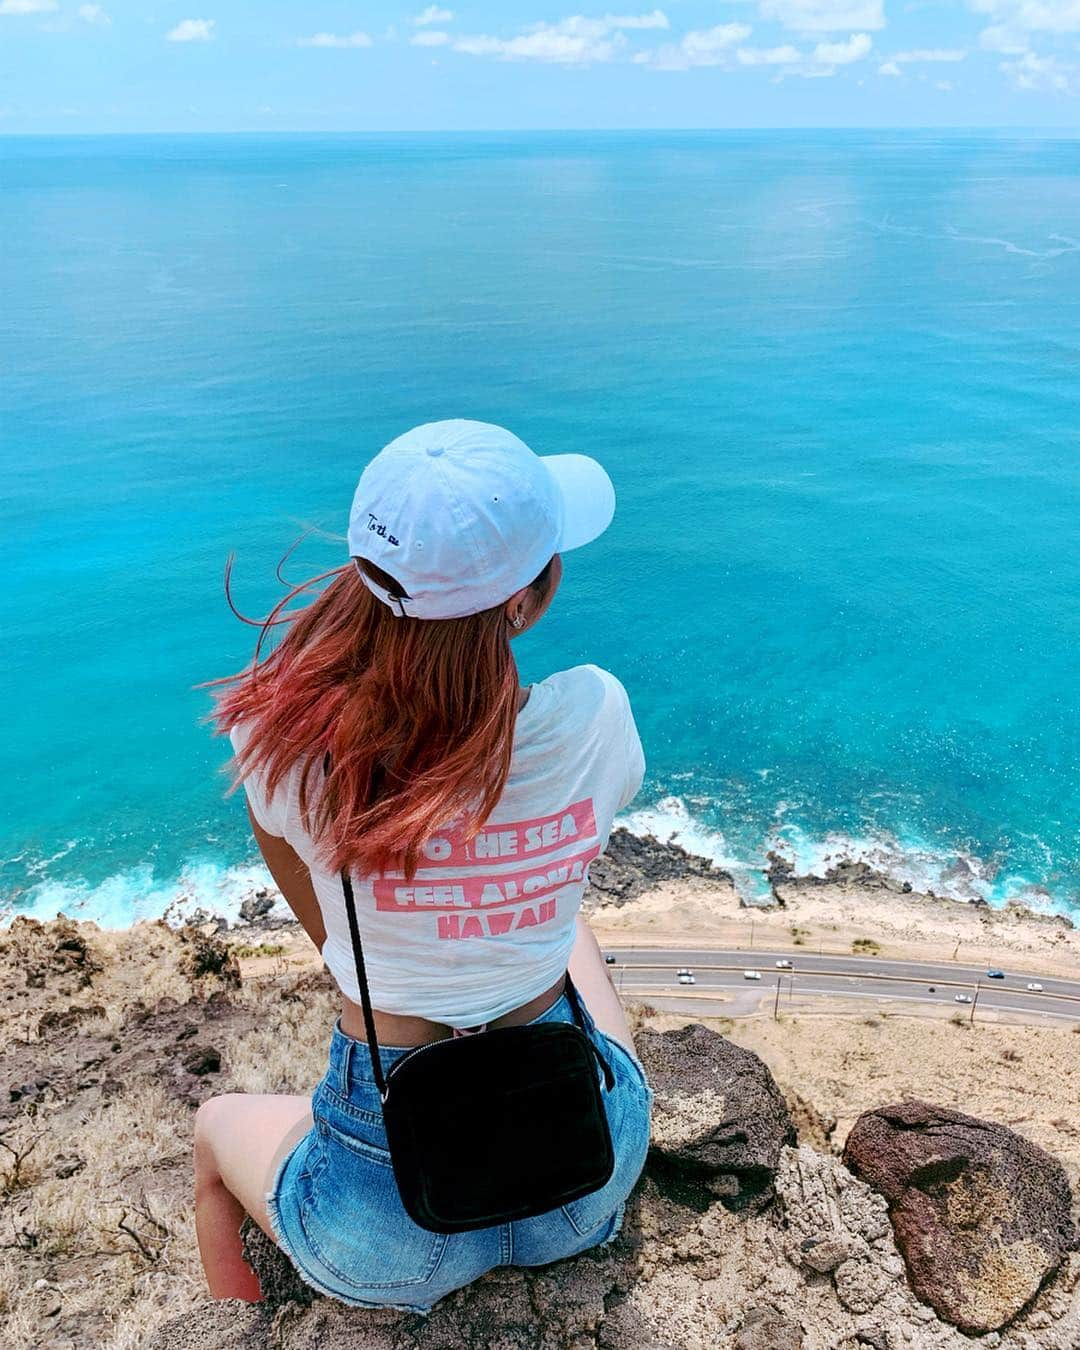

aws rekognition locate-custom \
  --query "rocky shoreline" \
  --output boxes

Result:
[172,826,1076,939]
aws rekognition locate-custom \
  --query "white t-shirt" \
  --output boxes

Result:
[230,664,645,1027]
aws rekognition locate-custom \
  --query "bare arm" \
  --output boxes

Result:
[247,805,327,953]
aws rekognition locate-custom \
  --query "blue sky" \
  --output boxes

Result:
[2,2,1079,131]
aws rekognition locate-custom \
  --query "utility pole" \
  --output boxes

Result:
[952,938,961,961]
[773,976,782,1021]
[750,917,755,950]
[970,979,980,1025]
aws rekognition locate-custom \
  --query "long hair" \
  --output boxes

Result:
[208,550,552,881]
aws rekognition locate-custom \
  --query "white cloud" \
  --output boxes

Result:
[878,45,966,72]
[979,23,1029,50]
[971,0,1080,52]
[78,3,110,23]
[737,42,802,63]
[1000,47,1076,88]
[759,0,886,32]
[411,29,449,46]
[644,21,871,73]
[680,22,754,63]
[891,46,966,60]
[977,0,1080,29]
[0,0,59,12]
[812,31,873,61]
[413,4,452,23]
[166,17,214,42]
[452,14,669,64]
[297,30,373,48]
[639,22,752,67]
[779,30,873,73]
[455,28,621,62]
[604,8,669,26]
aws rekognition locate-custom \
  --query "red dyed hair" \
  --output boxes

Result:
[209,552,551,881]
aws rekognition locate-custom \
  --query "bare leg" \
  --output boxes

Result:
[194,1092,313,1300]
[568,915,636,1054]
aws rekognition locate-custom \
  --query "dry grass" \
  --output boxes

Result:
[0,915,346,1349]
[1,1082,203,1349]
[0,918,228,1349]
[726,1009,1080,1186]
[224,980,338,1095]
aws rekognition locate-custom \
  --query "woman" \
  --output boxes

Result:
[195,418,652,1311]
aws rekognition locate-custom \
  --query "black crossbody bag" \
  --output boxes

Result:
[338,866,616,1234]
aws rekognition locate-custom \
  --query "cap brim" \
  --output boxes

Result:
[542,454,616,553]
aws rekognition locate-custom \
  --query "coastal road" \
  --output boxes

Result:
[600,946,1080,1023]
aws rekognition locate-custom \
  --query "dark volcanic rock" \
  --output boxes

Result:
[763,850,794,905]
[37,1003,106,1037]
[584,826,730,909]
[637,1022,796,1212]
[181,1044,222,1077]
[242,1220,315,1307]
[239,893,275,923]
[842,1099,1079,1333]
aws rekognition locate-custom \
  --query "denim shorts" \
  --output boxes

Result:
[265,990,653,1313]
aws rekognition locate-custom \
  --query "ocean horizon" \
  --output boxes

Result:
[2,129,1078,928]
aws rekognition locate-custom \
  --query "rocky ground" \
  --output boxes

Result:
[1,834,1078,1349]
[147,1027,1079,1350]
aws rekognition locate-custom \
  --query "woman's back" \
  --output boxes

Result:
[197,420,652,1313]
[232,664,644,1027]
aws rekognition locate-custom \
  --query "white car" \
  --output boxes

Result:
[743,970,763,981]
[1026,982,1043,992]
[954,994,973,1004]
[775,959,793,970]
[676,967,693,977]
[677,973,696,986]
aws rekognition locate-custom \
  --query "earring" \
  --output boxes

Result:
[513,613,525,630]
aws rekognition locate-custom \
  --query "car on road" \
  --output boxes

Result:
[1026,982,1043,992]
[955,994,973,1004]
[775,959,793,969]
[677,973,696,986]
[604,954,617,965]
[676,967,693,976]
[987,969,1005,979]
[743,970,762,981]
[928,986,936,993]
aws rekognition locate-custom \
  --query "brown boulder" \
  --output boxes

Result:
[636,1022,796,1212]
[842,1099,1078,1333]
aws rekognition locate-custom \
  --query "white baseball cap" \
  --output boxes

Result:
[347,419,615,620]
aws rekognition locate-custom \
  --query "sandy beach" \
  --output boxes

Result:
[587,865,1080,981]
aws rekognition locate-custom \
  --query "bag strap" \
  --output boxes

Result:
[328,755,614,1097]
[340,864,390,1099]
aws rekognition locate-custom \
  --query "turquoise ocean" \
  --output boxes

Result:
[2,131,1078,926]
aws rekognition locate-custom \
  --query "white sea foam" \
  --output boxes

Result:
[3,859,287,930]
[618,796,1073,917]
[3,797,1073,929]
